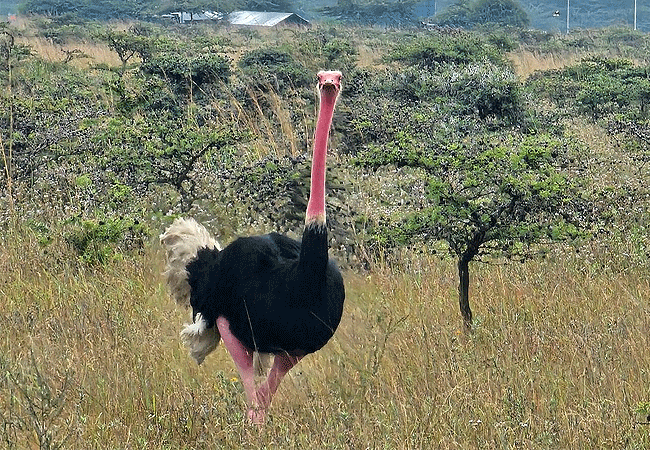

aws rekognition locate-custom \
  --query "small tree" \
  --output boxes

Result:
[402,135,588,327]
[355,130,592,327]
[431,0,473,27]
[0,27,14,73]
[101,28,154,72]
[528,57,650,122]
[92,112,242,212]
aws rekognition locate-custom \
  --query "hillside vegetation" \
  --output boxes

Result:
[1,17,650,448]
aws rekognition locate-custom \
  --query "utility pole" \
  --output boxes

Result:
[634,0,637,30]
[567,0,570,34]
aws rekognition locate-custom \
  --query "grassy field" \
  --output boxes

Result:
[1,226,649,449]
[2,18,650,449]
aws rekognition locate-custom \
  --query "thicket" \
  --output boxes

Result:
[342,30,601,325]
[528,56,650,120]
[1,19,649,325]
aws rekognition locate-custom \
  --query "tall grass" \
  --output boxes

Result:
[1,225,649,449]
[2,19,650,449]
[221,84,309,161]
[509,49,587,79]
[15,36,121,68]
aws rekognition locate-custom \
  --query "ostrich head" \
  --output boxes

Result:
[317,70,342,97]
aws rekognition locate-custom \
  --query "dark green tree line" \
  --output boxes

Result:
[434,0,529,28]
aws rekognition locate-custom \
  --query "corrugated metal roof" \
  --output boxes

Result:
[228,11,309,27]
[162,11,222,23]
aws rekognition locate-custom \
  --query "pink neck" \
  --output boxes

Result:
[305,90,337,225]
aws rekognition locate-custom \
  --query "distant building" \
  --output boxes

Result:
[159,10,310,27]
[161,11,222,24]
[228,11,310,27]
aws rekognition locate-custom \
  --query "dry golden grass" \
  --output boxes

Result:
[2,18,650,449]
[1,227,649,449]
[509,49,588,79]
[509,47,650,80]
[8,16,124,68]
[16,35,122,68]
[223,85,310,160]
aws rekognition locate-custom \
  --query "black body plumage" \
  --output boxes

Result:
[186,223,345,355]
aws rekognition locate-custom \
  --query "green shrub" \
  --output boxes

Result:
[141,52,231,87]
[238,48,311,92]
[323,38,357,72]
[389,32,504,68]
[527,57,650,121]
[448,62,522,121]
[239,48,293,68]
[64,216,147,265]
[342,57,524,158]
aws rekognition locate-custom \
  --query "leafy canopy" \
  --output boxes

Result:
[366,134,587,262]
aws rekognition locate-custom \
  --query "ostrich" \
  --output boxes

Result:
[160,71,345,424]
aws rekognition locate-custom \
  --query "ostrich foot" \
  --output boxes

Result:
[243,354,302,425]
[246,389,270,425]
[247,407,267,425]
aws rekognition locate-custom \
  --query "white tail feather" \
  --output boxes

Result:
[160,217,222,308]
[180,313,220,365]
[160,218,262,367]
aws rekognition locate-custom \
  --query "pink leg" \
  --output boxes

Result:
[215,317,257,410]
[254,353,303,415]
[215,316,304,424]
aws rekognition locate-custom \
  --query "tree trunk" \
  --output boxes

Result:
[458,257,473,329]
